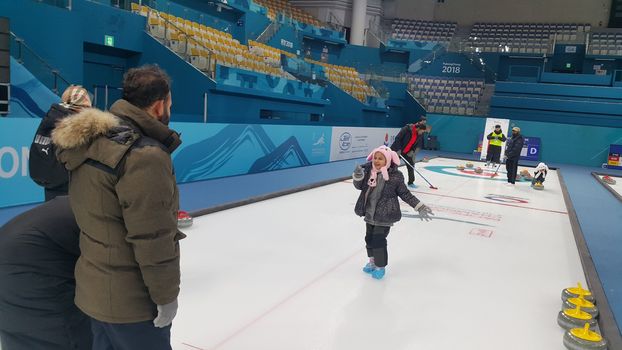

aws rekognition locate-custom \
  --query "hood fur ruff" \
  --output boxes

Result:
[52,108,120,149]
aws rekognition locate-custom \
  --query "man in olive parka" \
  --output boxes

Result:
[52,65,184,350]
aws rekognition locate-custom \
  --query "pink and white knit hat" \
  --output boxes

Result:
[366,145,400,187]
[61,85,91,110]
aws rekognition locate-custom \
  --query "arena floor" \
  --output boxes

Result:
[173,157,585,350]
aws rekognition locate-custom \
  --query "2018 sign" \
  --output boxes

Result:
[442,63,461,74]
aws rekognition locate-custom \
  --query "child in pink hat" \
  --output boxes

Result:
[352,145,433,279]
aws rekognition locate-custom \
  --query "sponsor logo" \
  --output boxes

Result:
[339,132,352,151]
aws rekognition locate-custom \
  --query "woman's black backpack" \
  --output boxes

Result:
[29,103,74,190]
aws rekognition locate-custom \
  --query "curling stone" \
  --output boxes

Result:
[558,306,597,330]
[602,176,616,185]
[563,295,598,318]
[563,323,608,350]
[465,162,474,168]
[474,167,483,174]
[422,157,430,163]
[563,283,595,303]
[456,165,465,170]
[177,210,193,228]
[532,182,544,190]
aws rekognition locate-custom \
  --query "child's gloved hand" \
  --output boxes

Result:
[353,165,365,181]
[417,204,434,221]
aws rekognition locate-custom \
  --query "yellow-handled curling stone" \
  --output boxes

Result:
[563,323,608,350]
[563,283,595,303]
[558,305,597,330]
[563,295,598,318]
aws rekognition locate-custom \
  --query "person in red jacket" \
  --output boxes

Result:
[390,120,426,187]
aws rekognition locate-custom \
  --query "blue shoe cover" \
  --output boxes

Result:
[371,267,386,280]
[363,262,375,274]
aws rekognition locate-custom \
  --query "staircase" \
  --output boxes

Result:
[408,44,447,73]
[447,25,472,53]
[256,20,282,44]
[475,83,495,116]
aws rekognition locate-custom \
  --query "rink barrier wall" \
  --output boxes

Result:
[592,172,622,203]
[0,118,398,208]
[426,113,622,167]
[189,175,351,218]
[558,170,622,348]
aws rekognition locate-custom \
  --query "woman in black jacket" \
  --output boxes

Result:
[29,85,91,201]
[0,197,92,350]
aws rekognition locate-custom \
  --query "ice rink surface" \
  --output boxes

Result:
[173,157,587,350]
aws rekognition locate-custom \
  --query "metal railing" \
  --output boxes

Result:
[9,32,71,95]
[144,9,217,78]
[326,11,346,36]
[92,85,122,110]
[256,19,281,43]
[34,0,72,10]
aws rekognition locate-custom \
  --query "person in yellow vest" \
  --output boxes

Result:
[485,125,507,167]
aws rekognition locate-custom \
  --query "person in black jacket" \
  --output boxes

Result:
[0,196,92,350]
[390,119,427,187]
[29,85,92,201]
[504,126,525,185]
[352,145,433,280]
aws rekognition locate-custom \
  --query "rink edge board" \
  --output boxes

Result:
[592,172,622,203]
[188,175,352,217]
[559,170,622,347]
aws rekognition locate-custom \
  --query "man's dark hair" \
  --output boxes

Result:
[122,65,171,109]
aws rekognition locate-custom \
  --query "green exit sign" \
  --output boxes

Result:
[104,35,115,47]
[565,63,572,69]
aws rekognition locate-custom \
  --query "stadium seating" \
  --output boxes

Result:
[468,22,590,54]
[306,59,379,103]
[254,0,322,27]
[248,40,296,66]
[390,19,457,43]
[135,5,290,78]
[589,32,622,56]
[408,75,484,115]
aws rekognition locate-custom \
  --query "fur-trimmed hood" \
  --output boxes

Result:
[52,100,182,172]
[52,108,120,149]
[52,108,139,172]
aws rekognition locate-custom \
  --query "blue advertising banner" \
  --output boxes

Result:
[476,134,540,162]
[0,119,334,208]
[520,136,541,161]
[171,123,332,182]
[0,118,44,207]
